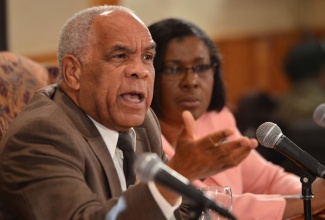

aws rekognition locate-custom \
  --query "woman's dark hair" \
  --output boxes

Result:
[148,18,226,118]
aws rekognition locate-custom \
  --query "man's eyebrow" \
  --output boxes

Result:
[106,45,131,54]
[106,43,156,55]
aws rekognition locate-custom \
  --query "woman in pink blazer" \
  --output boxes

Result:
[148,18,325,219]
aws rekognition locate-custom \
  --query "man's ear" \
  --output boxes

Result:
[61,55,81,91]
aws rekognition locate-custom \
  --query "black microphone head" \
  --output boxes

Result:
[256,122,283,148]
[313,103,325,127]
[134,153,162,183]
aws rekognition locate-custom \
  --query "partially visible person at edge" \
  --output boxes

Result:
[148,18,325,219]
[275,38,325,125]
[259,39,325,177]
[0,5,257,220]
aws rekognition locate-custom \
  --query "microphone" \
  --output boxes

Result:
[134,153,236,220]
[256,122,325,179]
[313,103,325,127]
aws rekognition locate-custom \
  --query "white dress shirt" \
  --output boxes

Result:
[89,117,180,219]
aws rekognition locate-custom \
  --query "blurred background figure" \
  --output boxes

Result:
[275,38,325,125]
[236,38,325,177]
[273,38,325,176]
[235,90,278,139]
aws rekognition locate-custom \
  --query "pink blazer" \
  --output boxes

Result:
[162,108,301,220]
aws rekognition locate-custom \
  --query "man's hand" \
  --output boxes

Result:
[168,110,258,181]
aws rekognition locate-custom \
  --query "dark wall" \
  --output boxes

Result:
[0,0,7,51]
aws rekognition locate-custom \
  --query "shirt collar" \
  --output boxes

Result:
[88,116,136,158]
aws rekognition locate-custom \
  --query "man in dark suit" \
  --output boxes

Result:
[0,5,257,219]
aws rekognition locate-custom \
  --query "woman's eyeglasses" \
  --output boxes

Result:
[161,63,216,81]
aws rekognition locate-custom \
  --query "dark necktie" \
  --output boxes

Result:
[117,132,136,187]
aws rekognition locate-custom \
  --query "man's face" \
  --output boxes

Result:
[76,11,156,131]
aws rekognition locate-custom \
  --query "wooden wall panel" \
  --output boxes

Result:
[215,29,325,111]
[217,39,256,110]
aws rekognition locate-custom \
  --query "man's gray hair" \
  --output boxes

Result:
[57,5,134,82]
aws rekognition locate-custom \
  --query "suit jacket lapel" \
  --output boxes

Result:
[134,127,150,155]
[85,136,123,196]
[49,85,123,196]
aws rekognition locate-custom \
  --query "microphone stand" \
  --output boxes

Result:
[300,172,316,220]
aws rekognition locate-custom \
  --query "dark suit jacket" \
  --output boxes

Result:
[0,84,182,220]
